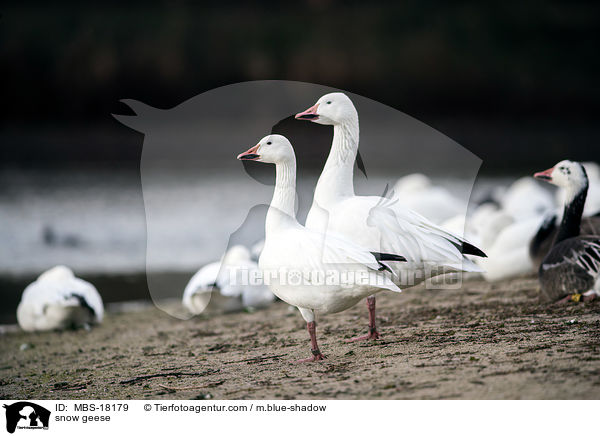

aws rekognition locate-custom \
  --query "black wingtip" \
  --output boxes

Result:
[70,293,96,318]
[461,242,487,258]
[371,252,407,262]
[356,150,368,179]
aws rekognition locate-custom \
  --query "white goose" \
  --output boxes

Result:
[237,134,406,362]
[392,173,464,224]
[296,93,486,340]
[500,177,555,221]
[183,245,275,315]
[17,266,104,332]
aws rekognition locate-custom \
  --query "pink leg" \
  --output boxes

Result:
[347,295,380,342]
[295,321,326,363]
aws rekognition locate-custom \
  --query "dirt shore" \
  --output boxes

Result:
[1,276,599,400]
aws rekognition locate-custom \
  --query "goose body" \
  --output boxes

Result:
[17,266,103,332]
[477,215,545,282]
[539,236,600,302]
[529,213,600,270]
[392,173,464,224]
[500,177,555,220]
[238,134,405,361]
[534,160,600,302]
[183,245,275,315]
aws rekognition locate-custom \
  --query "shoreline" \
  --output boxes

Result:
[1,275,599,400]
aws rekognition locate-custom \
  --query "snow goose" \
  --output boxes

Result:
[534,160,600,303]
[477,214,546,282]
[237,134,406,361]
[296,92,486,340]
[392,173,464,224]
[500,177,555,220]
[17,266,104,332]
[182,245,275,315]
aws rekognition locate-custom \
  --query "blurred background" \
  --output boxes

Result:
[1,1,599,322]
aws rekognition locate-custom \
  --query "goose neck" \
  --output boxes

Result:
[314,120,359,204]
[556,184,587,244]
[266,160,297,231]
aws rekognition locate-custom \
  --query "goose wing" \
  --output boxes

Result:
[365,195,484,271]
[20,276,103,322]
[263,227,404,294]
[540,237,600,300]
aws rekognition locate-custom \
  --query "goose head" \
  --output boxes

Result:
[534,160,588,192]
[237,134,295,165]
[295,92,358,126]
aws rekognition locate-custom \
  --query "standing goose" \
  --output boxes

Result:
[237,134,406,361]
[296,92,486,340]
[17,266,104,331]
[534,160,600,303]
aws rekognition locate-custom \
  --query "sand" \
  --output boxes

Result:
[1,276,599,400]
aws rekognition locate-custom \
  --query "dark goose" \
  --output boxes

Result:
[529,214,600,270]
[534,160,600,303]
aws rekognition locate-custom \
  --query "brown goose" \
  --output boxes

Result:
[534,160,600,303]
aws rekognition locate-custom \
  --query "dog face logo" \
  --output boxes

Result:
[3,402,50,433]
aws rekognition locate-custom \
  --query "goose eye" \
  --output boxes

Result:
[327,101,332,104]
[267,141,272,145]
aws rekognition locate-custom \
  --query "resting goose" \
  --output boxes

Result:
[392,173,464,225]
[500,177,555,220]
[476,214,546,282]
[183,245,275,314]
[17,266,104,331]
[237,134,406,362]
[529,212,600,270]
[534,160,600,303]
[296,92,486,340]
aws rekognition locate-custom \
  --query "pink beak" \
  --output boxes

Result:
[534,167,554,181]
[295,103,320,121]
[237,144,260,161]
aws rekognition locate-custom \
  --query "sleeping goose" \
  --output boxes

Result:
[296,92,486,340]
[17,266,104,331]
[182,245,275,315]
[238,134,406,362]
[534,160,600,303]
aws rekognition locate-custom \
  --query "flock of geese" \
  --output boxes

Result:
[16,92,600,362]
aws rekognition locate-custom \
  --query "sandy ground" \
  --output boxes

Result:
[1,275,599,400]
